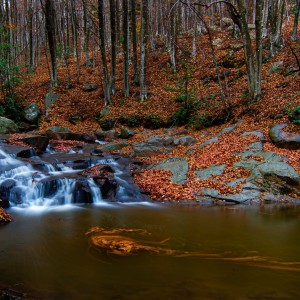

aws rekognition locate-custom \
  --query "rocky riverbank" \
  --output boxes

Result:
[0,118,299,215]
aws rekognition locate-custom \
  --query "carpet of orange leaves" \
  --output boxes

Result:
[4,18,299,202]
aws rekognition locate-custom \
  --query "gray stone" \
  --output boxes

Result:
[217,125,237,137]
[174,136,196,146]
[96,107,110,120]
[23,103,41,123]
[133,142,172,157]
[118,127,135,139]
[248,142,263,151]
[83,84,98,92]
[149,158,189,184]
[241,131,266,142]
[268,61,284,74]
[95,142,129,153]
[0,117,19,134]
[47,126,71,133]
[212,38,223,47]
[216,188,261,203]
[230,43,244,51]
[202,188,219,198]
[234,159,260,171]
[195,164,226,180]
[95,129,117,140]
[45,92,60,109]
[269,123,300,150]
[221,17,233,26]
[250,162,300,195]
[198,137,219,150]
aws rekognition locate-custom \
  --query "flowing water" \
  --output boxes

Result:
[1,148,300,299]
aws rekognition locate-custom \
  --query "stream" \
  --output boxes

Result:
[1,146,300,299]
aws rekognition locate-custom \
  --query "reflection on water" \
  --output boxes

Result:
[1,204,300,299]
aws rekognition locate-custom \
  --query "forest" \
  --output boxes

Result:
[1,1,300,299]
[0,0,300,206]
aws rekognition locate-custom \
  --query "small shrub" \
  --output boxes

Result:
[99,119,116,131]
[168,106,192,126]
[118,114,143,127]
[287,106,300,125]
[144,114,165,129]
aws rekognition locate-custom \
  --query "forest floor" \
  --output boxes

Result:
[15,19,300,202]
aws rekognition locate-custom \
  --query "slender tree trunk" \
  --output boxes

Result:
[131,0,139,85]
[122,0,130,97]
[292,0,300,40]
[83,0,92,67]
[98,0,111,105]
[109,0,117,94]
[44,0,58,87]
[140,0,148,101]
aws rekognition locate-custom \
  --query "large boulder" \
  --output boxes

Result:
[95,129,117,140]
[17,134,49,153]
[45,92,60,110]
[195,164,226,180]
[95,142,129,153]
[269,123,300,150]
[0,117,19,134]
[149,158,189,184]
[23,102,41,124]
[133,136,174,157]
[250,162,300,195]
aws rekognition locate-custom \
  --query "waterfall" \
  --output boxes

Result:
[0,146,147,207]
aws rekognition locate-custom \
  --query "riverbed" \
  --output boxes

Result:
[1,204,300,299]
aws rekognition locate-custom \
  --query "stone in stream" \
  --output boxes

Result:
[195,164,226,180]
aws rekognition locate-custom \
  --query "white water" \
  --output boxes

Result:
[0,147,145,208]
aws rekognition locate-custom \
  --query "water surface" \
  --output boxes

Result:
[1,204,300,299]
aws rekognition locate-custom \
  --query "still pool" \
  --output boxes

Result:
[1,204,300,299]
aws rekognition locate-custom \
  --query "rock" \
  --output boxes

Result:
[241,131,266,142]
[74,179,94,203]
[18,134,49,153]
[69,115,83,125]
[250,162,300,195]
[118,127,135,139]
[95,129,117,140]
[212,38,223,47]
[0,117,19,134]
[0,179,16,208]
[149,158,189,184]
[217,125,237,137]
[216,188,261,204]
[230,43,244,51]
[23,102,41,124]
[269,123,300,150]
[96,107,110,120]
[208,25,220,33]
[83,84,98,92]
[268,61,284,74]
[132,136,174,157]
[45,92,60,110]
[198,137,219,150]
[195,164,226,180]
[174,136,196,146]
[201,188,219,198]
[48,126,71,133]
[221,17,233,26]
[0,143,36,158]
[95,142,129,153]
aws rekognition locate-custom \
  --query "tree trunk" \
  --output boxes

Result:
[292,0,300,40]
[109,0,117,94]
[98,0,111,105]
[44,0,58,87]
[131,0,139,85]
[140,0,148,101]
[122,0,130,97]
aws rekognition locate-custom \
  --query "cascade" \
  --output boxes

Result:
[0,146,146,208]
